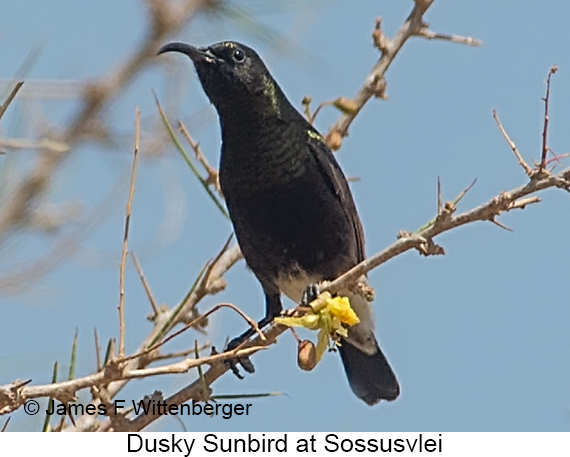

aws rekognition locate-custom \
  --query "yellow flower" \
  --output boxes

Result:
[325,295,360,326]
[275,292,360,364]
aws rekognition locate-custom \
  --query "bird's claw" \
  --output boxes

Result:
[225,336,255,378]
[226,358,246,379]
[301,283,321,306]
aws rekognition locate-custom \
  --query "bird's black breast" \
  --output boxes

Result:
[220,126,364,292]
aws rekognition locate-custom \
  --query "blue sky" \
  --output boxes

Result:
[1,1,569,431]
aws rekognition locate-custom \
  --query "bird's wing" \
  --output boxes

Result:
[306,130,366,263]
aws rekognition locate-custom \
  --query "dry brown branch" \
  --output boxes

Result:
[4,119,566,432]
[21,156,563,430]
[55,241,243,431]
[3,0,565,433]
[125,323,285,432]
[325,0,479,150]
[0,0,220,297]
[0,235,234,427]
[321,167,569,297]
[0,0,212,240]
[0,346,262,415]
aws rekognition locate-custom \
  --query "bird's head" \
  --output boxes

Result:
[158,41,285,119]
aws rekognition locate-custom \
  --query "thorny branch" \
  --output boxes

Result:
[323,167,569,297]
[126,159,568,432]
[324,0,480,150]
[1,0,567,433]
[59,241,243,432]
[3,150,565,429]
[115,57,570,430]
[0,346,264,416]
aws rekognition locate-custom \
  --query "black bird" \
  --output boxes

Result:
[158,41,399,405]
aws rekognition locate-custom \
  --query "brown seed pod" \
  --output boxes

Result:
[297,339,317,371]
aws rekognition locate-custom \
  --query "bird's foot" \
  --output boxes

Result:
[223,313,277,378]
[301,282,321,306]
[224,336,256,379]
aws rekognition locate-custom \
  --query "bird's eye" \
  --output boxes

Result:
[232,49,245,62]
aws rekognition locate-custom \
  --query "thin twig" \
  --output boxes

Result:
[152,343,211,362]
[193,233,234,298]
[0,81,24,121]
[417,178,477,233]
[118,108,140,357]
[94,328,101,372]
[147,235,235,348]
[490,218,513,232]
[540,65,558,172]
[155,238,241,347]
[125,301,264,363]
[131,251,159,317]
[453,178,478,207]
[178,121,222,195]
[437,176,442,214]
[42,363,58,432]
[116,346,265,380]
[544,152,569,168]
[493,109,534,176]
[416,28,482,46]
[1,417,10,432]
[69,329,78,381]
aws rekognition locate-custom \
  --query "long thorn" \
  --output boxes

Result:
[131,251,159,317]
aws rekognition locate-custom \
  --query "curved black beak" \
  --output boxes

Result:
[157,42,215,64]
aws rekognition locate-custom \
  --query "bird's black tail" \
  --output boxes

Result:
[338,339,400,405]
